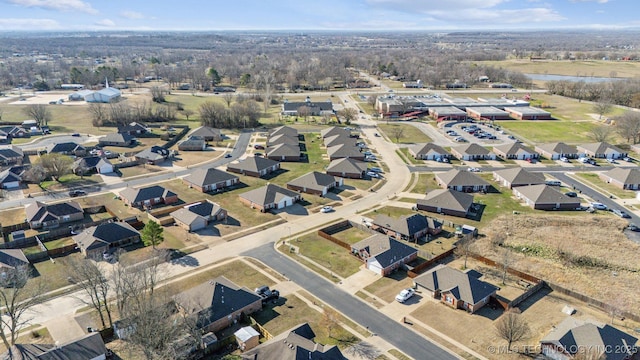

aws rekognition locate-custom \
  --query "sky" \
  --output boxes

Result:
[0,0,638,32]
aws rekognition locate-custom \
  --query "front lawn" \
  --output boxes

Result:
[286,232,362,279]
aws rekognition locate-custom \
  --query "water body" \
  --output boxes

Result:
[525,73,624,83]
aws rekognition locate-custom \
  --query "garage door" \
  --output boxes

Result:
[368,262,383,275]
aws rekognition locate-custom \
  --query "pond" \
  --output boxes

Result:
[525,73,624,83]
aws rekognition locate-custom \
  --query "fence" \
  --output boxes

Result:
[317,230,351,251]
[508,280,546,309]
[249,317,273,341]
[26,243,79,262]
[407,248,456,278]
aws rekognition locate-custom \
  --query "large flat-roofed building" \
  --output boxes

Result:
[504,106,553,120]
[466,106,512,121]
[429,106,467,121]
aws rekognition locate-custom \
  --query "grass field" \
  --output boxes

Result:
[377,123,432,144]
[498,120,598,144]
[410,172,440,195]
[473,59,640,79]
[574,172,637,199]
[287,232,363,279]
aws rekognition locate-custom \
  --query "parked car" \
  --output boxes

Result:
[255,285,280,303]
[545,180,561,186]
[369,167,382,173]
[590,202,607,210]
[560,157,569,163]
[623,157,633,162]
[254,152,263,157]
[68,189,86,197]
[606,158,616,164]
[565,192,578,197]
[224,153,232,158]
[612,209,631,218]
[366,171,380,178]
[254,144,265,150]
[455,137,467,142]
[628,224,640,232]
[395,288,416,303]
[468,167,481,172]
[321,206,334,213]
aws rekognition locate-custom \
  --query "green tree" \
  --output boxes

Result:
[141,221,164,249]
[207,67,221,86]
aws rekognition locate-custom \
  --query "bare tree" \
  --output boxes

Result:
[589,125,612,143]
[88,103,109,127]
[180,109,195,121]
[495,309,530,352]
[390,126,405,143]
[222,92,234,108]
[297,105,311,123]
[0,265,45,350]
[150,86,166,103]
[23,104,51,127]
[320,307,341,339]
[344,341,381,360]
[338,108,357,125]
[454,236,474,270]
[614,111,640,144]
[66,257,113,329]
[501,247,513,285]
[592,99,612,120]
[23,164,47,183]
[36,153,73,181]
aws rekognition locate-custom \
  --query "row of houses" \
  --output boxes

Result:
[265,126,301,161]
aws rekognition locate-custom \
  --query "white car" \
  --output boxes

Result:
[395,288,416,303]
[590,202,607,210]
[366,171,380,178]
[560,157,569,163]
[606,158,616,164]
[320,206,333,213]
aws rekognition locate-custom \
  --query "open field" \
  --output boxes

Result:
[285,232,363,279]
[377,123,433,144]
[498,120,598,144]
[474,59,640,79]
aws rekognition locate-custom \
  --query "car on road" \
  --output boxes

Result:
[590,202,607,210]
[565,192,578,197]
[468,167,481,172]
[395,288,416,303]
[612,209,631,218]
[629,224,640,232]
[224,153,232,158]
[320,206,334,213]
[71,133,80,137]
[455,137,467,142]
[374,133,380,137]
[254,144,265,150]
[68,189,86,197]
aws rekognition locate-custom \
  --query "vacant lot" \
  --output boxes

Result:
[377,123,432,144]
[285,232,363,279]
[498,120,598,144]
[475,59,640,79]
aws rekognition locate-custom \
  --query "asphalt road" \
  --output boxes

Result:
[246,243,459,360]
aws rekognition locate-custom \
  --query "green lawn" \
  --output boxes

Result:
[498,120,598,144]
[377,123,432,144]
[332,226,374,245]
[287,232,362,279]
[397,148,422,165]
[574,172,637,199]
[39,174,103,191]
[410,173,440,195]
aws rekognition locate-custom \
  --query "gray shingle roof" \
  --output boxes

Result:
[170,201,224,226]
[266,143,301,157]
[451,143,491,156]
[493,142,536,156]
[414,264,499,305]
[239,184,299,207]
[0,169,21,185]
[25,201,83,223]
[602,168,640,185]
[493,168,545,186]
[183,168,238,188]
[267,134,299,146]
[352,234,418,267]
[227,156,280,173]
[119,185,176,204]
[418,189,474,213]
[514,184,578,205]
[578,142,624,155]
[100,132,134,144]
[190,126,222,139]
[0,332,107,360]
[324,134,356,148]
[0,249,29,269]
[535,142,578,155]
[287,171,338,192]
[408,143,449,157]
[46,142,84,154]
[269,126,298,138]
[135,146,169,161]
[73,221,140,252]
[373,213,440,237]
[326,144,362,159]
[326,158,368,174]
[320,126,349,139]
[436,169,490,187]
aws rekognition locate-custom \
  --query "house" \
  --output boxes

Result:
[372,213,442,241]
[286,171,343,196]
[513,184,580,210]
[189,126,223,142]
[118,122,149,135]
[413,264,499,313]
[492,142,538,160]
[0,332,108,360]
[504,106,552,120]
[170,200,227,232]
[282,98,334,116]
[73,221,141,258]
[451,143,495,161]
[72,156,114,175]
[320,126,350,139]
[269,125,298,138]
[324,134,357,148]
[266,134,299,147]
[416,189,474,218]
[46,142,86,156]
[98,132,136,147]
[135,146,170,165]
[0,168,21,189]
[351,234,418,276]
[408,143,450,160]
[174,276,262,334]
[227,157,281,178]
[326,144,365,161]
[435,169,490,192]
[266,143,301,161]
[119,185,179,208]
[326,158,368,179]
[178,136,207,151]
[535,142,579,160]
[0,145,24,166]
[241,323,347,360]
[577,142,627,159]
[493,168,545,189]
[0,125,30,142]
[466,106,511,121]
[540,317,638,360]
[182,168,239,193]
[429,106,468,121]
[599,168,640,190]
[239,184,302,212]
[0,249,29,280]
[25,200,84,229]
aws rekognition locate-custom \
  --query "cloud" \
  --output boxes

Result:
[95,18,116,27]
[366,0,506,12]
[120,10,144,19]
[0,18,60,30]
[427,7,566,24]
[5,0,97,14]
[570,0,609,3]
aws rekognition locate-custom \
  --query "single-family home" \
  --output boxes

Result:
[119,185,179,208]
[72,156,114,175]
[177,136,206,151]
[25,200,84,229]
[599,168,640,190]
[372,213,442,241]
[0,249,30,279]
[117,122,149,135]
[46,142,86,156]
[408,143,450,161]
[282,98,334,116]
[98,132,136,147]
[413,264,499,313]
[266,134,299,147]
[0,168,22,189]
[135,146,170,165]
[326,144,365,161]
[227,157,281,178]
[416,189,474,218]
[182,168,239,193]
[435,169,490,192]
[326,158,368,179]
[269,125,298,138]
[266,143,301,161]
[241,323,347,360]
[174,276,263,334]
[320,126,351,139]
[540,317,638,360]
[170,200,227,232]
[351,234,418,276]
[0,332,108,360]
[577,142,627,159]
[451,143,495,161]
[0,145,24,166]
[189,126,223,142]
[492,142,538,160]
[324,134,357,148]
[493,168,545,189]
[535,142,579,160]
[73,221,141,258]
[239,184,302,212]
[513,184,580,210]
[0,126,29,143]
[286,171,343,196]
